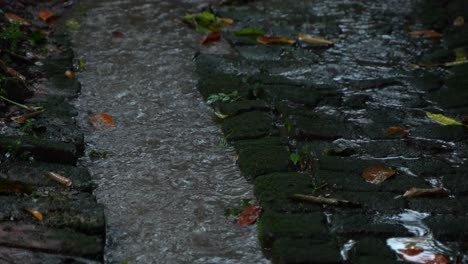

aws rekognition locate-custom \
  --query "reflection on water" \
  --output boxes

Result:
[71,0,269,263]
[385,210,455,263]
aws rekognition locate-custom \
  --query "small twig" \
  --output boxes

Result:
[11,109,45,123]
[290,194,359,207]
[0,59,26,83]
[0,95,42,111]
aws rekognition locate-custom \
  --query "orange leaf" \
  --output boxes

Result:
[426,254,449,264]
[362,166,396,184]
[257,36,295,45]
[5,13,30,26]
[39,11,56,23]
[402,248,423,256]
[409,30,442,38]
[386,126,410,136]
[200,32,221,45]
[89,113,115,129]
[237,205,261,226]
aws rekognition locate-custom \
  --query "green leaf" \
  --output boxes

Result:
[235,28,265,36]
[28,30,46,46]
[426,112,466,127]
[290,153,302,165]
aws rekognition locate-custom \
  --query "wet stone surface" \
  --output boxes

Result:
[0,2,105,261]
[195,0,468,263]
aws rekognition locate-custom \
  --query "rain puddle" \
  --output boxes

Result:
[69,0,269,263]
[385,210,459,263]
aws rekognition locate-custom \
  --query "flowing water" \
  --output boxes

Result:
[70,1,269,263]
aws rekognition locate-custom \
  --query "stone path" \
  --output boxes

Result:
[195,0,468,263]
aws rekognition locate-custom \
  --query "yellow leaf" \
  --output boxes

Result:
[23,209,43,221]
[426,112,467,127]
[444,57,468,67]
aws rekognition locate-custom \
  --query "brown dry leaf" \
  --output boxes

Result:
[112,31,125,38]
[237,205,261,226]
[89,113,115,129]
[403,187,448,199]
[362,166,396,184]
[386,126,410,136]
[409,30,442,38]
[11,110,44,124]
[200,32,221,45]
[257,36,295,45]
[23,209,43,221]
[0,59,26,83]
[64,70,75,80]
[453,16,465,26]
[46,171,72,187]
[39,11,56,23]
[5,13,30,26]
[297,33,333,46]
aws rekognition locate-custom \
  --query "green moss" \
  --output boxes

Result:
[234,137,290,180]
[219,100,270,116]
[271,238,341,264]
[258,210,329,248]
[254,172,322,213]
[222,111,275,140]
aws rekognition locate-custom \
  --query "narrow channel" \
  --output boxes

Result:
[70,0,269,263]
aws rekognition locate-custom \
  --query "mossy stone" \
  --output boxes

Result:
[271,238,341,264]
[330,213,410,238]
[258,210,329,248]
[222,111,275,140]
[254,172,322,213]
[234,137,290,180]
[219,100,270,116]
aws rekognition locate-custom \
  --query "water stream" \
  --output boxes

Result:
[70,1,269,263]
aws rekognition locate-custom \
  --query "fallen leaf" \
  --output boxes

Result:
[46,171,72,187]
[89,113,115,129]
[39,11,56,23]
[444,57,468,67]
[200,32,221,45]
[235,28,265,36]
[409,30,442,38]
[403,187,448,199]
[23,209,43,221]
[64,70,75,80]
[0,179,35,195]
[426,254,449,264]
[219,17,234,25]
[11,110,44,124]
[5,13,30,26]
[362,166,396,184]
[453,16,464,26]
[238,205,261,226]
[291,194,357,206]
[297,33,333,46]
[402,248,423,256]
[426,112,467,127]
[112,31,124,38]
[257,36,295,45]
[214,111,229,119]
[386,126,410,136]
